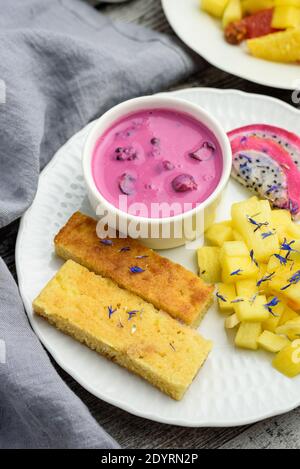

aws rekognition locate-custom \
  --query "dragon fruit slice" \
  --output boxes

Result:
[228,124,300,219]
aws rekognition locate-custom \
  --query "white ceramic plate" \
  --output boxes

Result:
[162,0,299,90]
[16,88,300,427]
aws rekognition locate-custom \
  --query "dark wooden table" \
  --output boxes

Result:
[1,0,299,449]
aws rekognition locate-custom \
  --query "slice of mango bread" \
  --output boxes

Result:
[54,212,214,328]
[33,260,212,401]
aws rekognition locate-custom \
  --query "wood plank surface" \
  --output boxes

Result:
[1,0,299,449]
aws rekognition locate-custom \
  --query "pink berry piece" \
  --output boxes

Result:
[172,174,197,192]
[162,160,175,171]
[119,173,136,195]
[189,141,216,162]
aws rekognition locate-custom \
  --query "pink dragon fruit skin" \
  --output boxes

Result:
[228,124,300,220]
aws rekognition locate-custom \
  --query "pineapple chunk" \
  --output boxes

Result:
[205,222,233,247]
[276,318,300,340]
[275,0,300,6]
[225,312,240,329]
[273,339,300,378]
[235,322,262,350]
[267,255,281,273]
[197,246,221,283]
[272,6,300,29]
[236,279,257,298]
[279,306,299,326]
[271,209,292,243]
[233,229,244,241]
[258,331,290,353]
[231,197,279,263]
[220,240,249,260]
[263,299,285,332]
[287,223,300,240]
[242,0,275,14]
[222,0,242,28]
[222,255,259,284]
[202,0,230,17]
[235,295,270,322]
[217,283,236,312]
[248,29,300,64]
[269,264,300,310]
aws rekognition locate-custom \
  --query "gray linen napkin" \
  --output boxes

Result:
[0,0,199,449]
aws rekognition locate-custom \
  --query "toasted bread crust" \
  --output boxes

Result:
[54,212,214,327]
[33,260,212,400]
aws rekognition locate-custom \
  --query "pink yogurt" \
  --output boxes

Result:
[92,108,223,218]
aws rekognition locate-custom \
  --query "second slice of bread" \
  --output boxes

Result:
[33,260,212,400]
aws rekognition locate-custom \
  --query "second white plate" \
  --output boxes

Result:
[162,0,300,90]
[16,88,300,427]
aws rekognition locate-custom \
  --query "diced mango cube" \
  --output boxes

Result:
[231,197,279,263]
[235,295,269,322]
[205,222,234,247]
[235,322,262,350]
[269,264,300,310]
[222,256,259,284]
[220,241,249,260]
[222,0,242,28]
[263,299,285,332]
[276,318,300,341]
[271,209,292,243]
[217,283,236,312]
[279,306,299,326]
[248,29,300,64]
[273,339,300,378]
[272,6,300,29]
[275,0,300,6]
[225,312,240,329]
[197,246,221,284]
[242,0,275,14]
[236,279,257,298]
[233,230,244,241]
[287,223,300,240]
[258,331,290,353]
[202,0,230,17]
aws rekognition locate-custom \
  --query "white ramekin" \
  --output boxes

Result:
[82,95,232,249]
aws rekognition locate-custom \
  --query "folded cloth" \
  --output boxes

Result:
[0,0,200,449]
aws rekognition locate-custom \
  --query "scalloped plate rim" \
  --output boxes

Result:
[16,88,300,427]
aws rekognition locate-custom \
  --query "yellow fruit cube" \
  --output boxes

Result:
[275,0,300,6]
[231,197,279,263]
[197,246,221,284]
[225,312,240,329]
[258,331,290,353]
[279,306,299,326]
[287,223,300,240]
[222,256,259,284]
[220,241,249,261]
[276,318,300,341]
[233,230,244,241]
[236,279,257,298]
[248,29,300,63]
[267,255,281,273]
[235,322,262,350]
[272,6,300,29]
[202,0,230,17]
[269,264,300,310]
[217,283,236,312]
[271,209,292,243]
[242,0,275,14]
[263,299,285,332]
[205,222,233,247]
[235,295,270,322]
[273,339,300,377]
[222,0,242,28]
